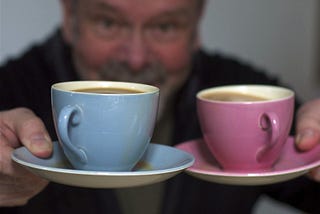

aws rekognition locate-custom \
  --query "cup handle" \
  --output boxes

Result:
[260,112,280,147]
[58,105,87,164]
[256,112,280,162]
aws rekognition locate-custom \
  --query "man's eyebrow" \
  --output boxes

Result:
[149,8,194,21]
[87,1,123,14]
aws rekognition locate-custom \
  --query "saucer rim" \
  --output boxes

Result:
[176,137,320,178]
[12,142,195,177]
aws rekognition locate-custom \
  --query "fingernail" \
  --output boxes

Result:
[296,129,315,145]
[30,134,52,156]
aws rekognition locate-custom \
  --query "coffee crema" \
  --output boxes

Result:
[72,87,144,94]
[201,91,268,102]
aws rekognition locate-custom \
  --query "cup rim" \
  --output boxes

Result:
[197,84,294,104]
[51,81,159,95]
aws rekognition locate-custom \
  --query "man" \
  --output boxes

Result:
[1,0,320,213]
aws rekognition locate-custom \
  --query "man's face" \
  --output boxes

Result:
[61,0,202,117]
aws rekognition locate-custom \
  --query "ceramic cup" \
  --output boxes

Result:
[51,81,159,171]
[197,85,294,172]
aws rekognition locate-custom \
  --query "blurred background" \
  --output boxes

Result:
[0,0,319,213]
[1,0,319,102]
[200,0,320,102]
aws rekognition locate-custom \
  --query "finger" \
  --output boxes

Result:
[0,122,19,148]
[295,99,320,151]
[0,135,48,206]
[307,168,320,182]
[0,134,15,175]
[0,108,53,158]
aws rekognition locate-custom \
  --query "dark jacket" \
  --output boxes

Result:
[1,30,320,214]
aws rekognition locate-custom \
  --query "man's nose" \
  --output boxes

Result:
[124,33,149,72]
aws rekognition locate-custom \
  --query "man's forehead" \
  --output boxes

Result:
[78,0,199,10]
[75,0,201,20]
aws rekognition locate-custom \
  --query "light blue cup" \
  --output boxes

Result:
[51,81,159,171]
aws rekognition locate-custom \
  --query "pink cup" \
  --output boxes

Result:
[197,85,294,172]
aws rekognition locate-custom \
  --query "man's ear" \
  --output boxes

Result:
[60,0,75,45]
[192,0,205,51]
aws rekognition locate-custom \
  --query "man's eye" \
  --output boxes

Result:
[101,18,116,29]
[92,16,122,39]
[147,22,183,42]
[156,23,177,32]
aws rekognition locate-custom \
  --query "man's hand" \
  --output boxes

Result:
[0,108,53,206]
[295,99,320,181]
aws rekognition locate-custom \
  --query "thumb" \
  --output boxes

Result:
[295,99,320,151]
[1,108,53,158]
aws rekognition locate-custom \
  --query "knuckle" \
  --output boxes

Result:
[12,107,34,116]
[0,148,10,176]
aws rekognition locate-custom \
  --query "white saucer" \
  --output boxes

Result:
[175,137,320,185]
[12,141,194,188]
